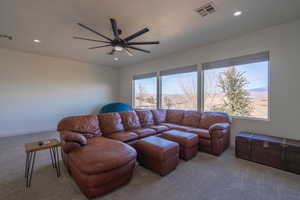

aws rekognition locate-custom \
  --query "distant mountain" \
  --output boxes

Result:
[249,87,267,92]
[249,87,268,98]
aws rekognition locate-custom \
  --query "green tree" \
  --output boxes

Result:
[214,66,253,116]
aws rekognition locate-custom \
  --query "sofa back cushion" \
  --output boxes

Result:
[166,110,185,124]
[136,110,155,127]
[151,109,167,124]
[200,112,232,129]
[98,113,124,135]
[57,115,101,138]
[120,111,141,130]
[181,111,202,127]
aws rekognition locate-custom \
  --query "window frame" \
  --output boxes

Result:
[160,65,198,110]
[132,72,158,110]
[201,52,271,121]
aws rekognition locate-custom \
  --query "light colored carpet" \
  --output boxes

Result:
[0,131,300,200]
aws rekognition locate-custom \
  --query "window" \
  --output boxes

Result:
[161,66,197,110]
[131,52,269,120]
[203,52,269,119]
[133,73,157,109]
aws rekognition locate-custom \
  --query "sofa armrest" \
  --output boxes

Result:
[209,123,230,139]
[209,122,230,132]
[62,142,81,153]
[208,122,231,156]
[61,131,88,146]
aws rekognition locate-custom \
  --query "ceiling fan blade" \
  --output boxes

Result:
[78,23,112,41]
[126,46,151,53]
[110,18,119,38]
[73,36,111,43]
[124,28,149,42]
[124,48,134,56]
[107,49,116,55]
[88,45,111,49]
[126,41,160,45]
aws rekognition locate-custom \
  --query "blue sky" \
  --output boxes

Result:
[204,61,269,94]
[135,61,269,95]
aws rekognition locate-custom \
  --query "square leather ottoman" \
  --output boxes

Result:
[133,136,179,176]
[160,129,199,160]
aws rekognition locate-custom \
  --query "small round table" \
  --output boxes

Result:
[24,138,61,188]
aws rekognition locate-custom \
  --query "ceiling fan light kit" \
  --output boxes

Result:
[74,18,160,57]
[114,46,123,51]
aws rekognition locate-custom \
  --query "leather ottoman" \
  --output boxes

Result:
[68,137,137,199]
[133,136,179,176]
[160,129,199,160]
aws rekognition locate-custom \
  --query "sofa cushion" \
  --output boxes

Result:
[120,111,141,130]
[132,128,156,138]
[57,115,101,137]
[166,110,185,124]
[186,127,210,139]
[135,110,155,127]
[69,137,137,175]
[161,123,190,131]
[105,131,138,142]
[149,125,169,133]
[181,111,201,127]
[160,129,199,148]
[151,109,167,124]
[200,112,232,129]
[98,113,124,135]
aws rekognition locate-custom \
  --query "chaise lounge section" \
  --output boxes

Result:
[57,115,137,199]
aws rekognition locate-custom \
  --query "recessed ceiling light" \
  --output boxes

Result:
[233,11,242,16]
[114,57,119,61]
[33,39,41,43]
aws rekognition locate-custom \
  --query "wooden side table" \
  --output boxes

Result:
[24,138,61,188]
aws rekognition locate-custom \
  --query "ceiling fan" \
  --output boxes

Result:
[73,18,160,56]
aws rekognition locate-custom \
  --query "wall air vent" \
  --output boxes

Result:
[0,34,13,40]
[195,1,216,17]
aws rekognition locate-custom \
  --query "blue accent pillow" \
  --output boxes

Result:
[100,102,133,113]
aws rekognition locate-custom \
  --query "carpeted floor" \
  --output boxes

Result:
[0,131,300,200]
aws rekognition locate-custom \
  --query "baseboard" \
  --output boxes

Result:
[0,129,57,138]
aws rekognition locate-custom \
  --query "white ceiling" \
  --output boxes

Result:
[0,0,300,67]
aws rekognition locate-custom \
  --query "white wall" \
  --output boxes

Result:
[119,19,300,142]
[0,48,119,137]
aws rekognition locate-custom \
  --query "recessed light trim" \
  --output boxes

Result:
[233,11,242,16]
[114,57,119,61]
[33,39,41,43]
[0,34,13,40]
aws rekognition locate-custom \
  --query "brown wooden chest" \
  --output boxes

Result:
[236,132,300,174]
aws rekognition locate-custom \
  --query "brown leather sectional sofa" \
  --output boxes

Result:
[57,109,231,198]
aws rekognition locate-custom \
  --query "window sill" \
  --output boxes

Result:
[232,116,270,122]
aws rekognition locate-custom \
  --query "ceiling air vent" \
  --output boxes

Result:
[0,34,13,40]
[195,1,216,17]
